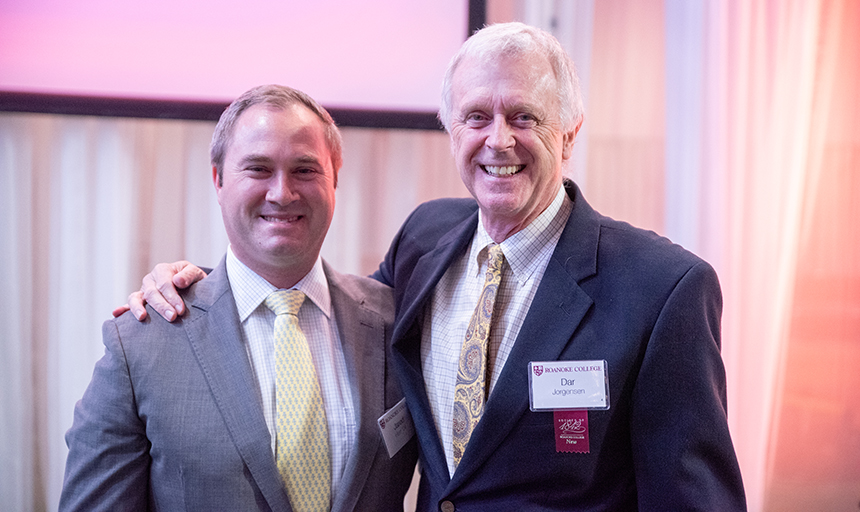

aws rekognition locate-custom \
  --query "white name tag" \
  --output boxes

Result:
[528,360,610,411]
[377,398,415,458]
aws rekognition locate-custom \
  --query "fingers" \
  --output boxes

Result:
[173,262,207,289]
[126,291,149,321]
[126,260,204,323]
[142,269,181,322]
[112,304,131,318]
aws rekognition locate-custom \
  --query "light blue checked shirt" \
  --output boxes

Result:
[225,246,356,500]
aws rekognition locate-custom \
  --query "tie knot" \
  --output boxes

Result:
[265,289,306,316]
[487,244,505,272]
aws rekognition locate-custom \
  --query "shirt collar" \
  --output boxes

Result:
[225,245,332,322]
[473,184,572,285]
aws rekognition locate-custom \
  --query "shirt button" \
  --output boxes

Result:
[441,501,456,512]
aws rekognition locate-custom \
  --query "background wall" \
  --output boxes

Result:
[2,1,858,511]
[0,0,467,111]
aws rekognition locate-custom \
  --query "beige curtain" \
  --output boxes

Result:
[0,113,229,510]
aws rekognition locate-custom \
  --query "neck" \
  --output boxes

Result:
[481,181,567,243]
[481,217,529,243]
[230,247,317,290]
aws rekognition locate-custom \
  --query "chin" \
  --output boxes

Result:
[477,189,530,209]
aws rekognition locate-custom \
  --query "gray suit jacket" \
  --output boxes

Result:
[60,257,418,511]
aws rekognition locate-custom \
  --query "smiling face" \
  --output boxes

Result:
[214,102,336,288]
[449,52,580,241]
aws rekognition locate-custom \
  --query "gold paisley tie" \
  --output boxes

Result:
[452,244,505,469]
[265,290,331,512]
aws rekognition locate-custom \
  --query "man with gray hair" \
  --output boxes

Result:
[61,84,417,511]
[126,23,746,510]
[375,23,745,510]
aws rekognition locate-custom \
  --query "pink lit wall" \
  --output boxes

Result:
[0,0,467,110]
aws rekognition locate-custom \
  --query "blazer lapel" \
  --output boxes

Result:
[392,212,479,488]
[324,264,384,512]
[448,182,601,488]
[183,260,292,511]
[396,211,479,333]
[448,260,593,487]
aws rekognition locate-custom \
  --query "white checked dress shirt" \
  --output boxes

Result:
[226,247,356,500]
[421,185,573,477]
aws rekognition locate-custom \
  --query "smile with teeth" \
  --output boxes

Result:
[482,164,525,176]
[262,215,301,223]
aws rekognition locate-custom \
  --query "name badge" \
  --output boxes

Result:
[377,398,415,458]
[528,360,610,411]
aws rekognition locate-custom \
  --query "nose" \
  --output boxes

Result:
[485,115,515,152]
[266,171,299,204]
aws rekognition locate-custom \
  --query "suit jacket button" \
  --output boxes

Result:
[441,500,456,512]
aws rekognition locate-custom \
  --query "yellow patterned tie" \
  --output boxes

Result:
[265,290,331,512]
[452,244,505,469]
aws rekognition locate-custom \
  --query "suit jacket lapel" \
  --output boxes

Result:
[449,182,601,488]
[392,211,479,488]
[396,212,478,332]
[448,260,594,486]
[324,263,385,512]
[183,259,292,511]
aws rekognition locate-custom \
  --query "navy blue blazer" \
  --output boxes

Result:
[373,180,746,511]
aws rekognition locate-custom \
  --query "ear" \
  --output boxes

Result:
[212,166,222,204]
[561,117,584,161]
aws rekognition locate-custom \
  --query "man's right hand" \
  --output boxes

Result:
[113,261,207,322]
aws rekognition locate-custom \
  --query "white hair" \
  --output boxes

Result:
[439,22,584,133]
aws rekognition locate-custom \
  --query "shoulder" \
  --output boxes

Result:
[179,257,232,310]
[410,196,478,216]
[584,216,721,313]
[108,306,185,343]
[598,216,704,267]
[324,263,394,321]
[102,308,194,378]
[391,197,478,257]
[402,197,478,235]
[106,259,233,355]
[563,187,717,297]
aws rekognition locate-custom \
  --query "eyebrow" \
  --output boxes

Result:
[238,154,273,165]
[237,153,324,168]
[459,98,545,115]
[293,155,323,165]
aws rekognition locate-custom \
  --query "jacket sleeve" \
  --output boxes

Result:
[59,318,151,512]
[630,261,746,511]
